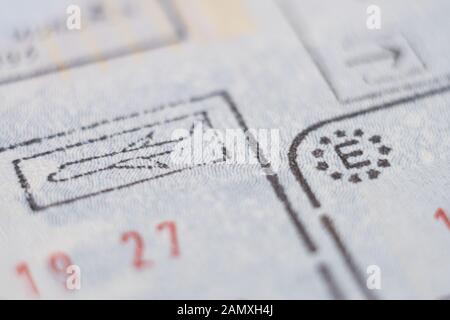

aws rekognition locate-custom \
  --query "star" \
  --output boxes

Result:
[320,136,331,145]
[335,130,346,137]
[367,169,381,179]
[377,159,391,168]
[331,172,342,180]
[316,161,329,171]
[312,149,324,158]
[369,135,381,144]
[378,145,392,155]
[348,174,362,183]
[354,129,364,137]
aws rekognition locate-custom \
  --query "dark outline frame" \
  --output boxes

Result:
[289,82,450,209]
[11,91,233,211]
[287,78,450,300]
[0,0,187,87]
[275,0,450,105]
[3,89,355,299]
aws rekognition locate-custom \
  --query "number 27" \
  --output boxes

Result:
[121,221,180,270]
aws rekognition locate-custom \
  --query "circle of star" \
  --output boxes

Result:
[311,128,392,184]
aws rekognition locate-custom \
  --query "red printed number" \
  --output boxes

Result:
[121,231,153,270]
[157,221,180,258]
[49,252,73,288]
[435,208,450,230]
[17,251,74,297]
[16,262,39,297]
[121,221,180,270]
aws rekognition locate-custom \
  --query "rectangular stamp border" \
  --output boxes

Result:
[10,91,233,211]
[277,2,450,105]
[0,0,187,87]
[303,37,450,104]
[5,89,345,299]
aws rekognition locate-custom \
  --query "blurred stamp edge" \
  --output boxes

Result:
[9,90,239,212]
[0,0,187,87]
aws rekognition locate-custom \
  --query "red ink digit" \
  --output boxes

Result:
[16,262,39,297]
[121,231,152,270]
[48,252,72,289]
[157,221,180,257]
[435,208,450,230]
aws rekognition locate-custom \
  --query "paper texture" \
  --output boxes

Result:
[0,0,449,299]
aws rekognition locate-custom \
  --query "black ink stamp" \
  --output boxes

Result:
[10,91,241,211]
[311,129,392,184]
